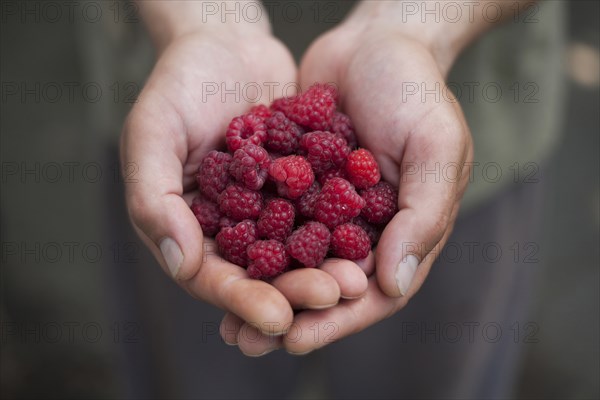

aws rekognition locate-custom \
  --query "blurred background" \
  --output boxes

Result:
[1,1,598,399]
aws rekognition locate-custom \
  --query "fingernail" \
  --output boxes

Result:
[159,237,183,279]
[395,255,419,296]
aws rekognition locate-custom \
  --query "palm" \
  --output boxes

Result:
[133,33,297,191]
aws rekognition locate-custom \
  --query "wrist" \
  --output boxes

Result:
[344,0,533,75]
[137,1,272,52]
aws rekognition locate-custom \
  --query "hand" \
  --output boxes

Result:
[220,2,475,354]
[121,16,369,350]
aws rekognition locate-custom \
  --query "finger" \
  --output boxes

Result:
[375,104,470,297]
[121,98,204,282]
[237,323,283,357]
[272,268,340,310]
[183,239,294,335]
[319,258,369,299]
[352,251,376,278]
[220,312,244,346]
[283,278,403,355]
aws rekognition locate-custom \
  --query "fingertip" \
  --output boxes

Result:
[319,259,368,299]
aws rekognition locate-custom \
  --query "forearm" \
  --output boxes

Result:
[136,0,271,51]
[346,0,537,73]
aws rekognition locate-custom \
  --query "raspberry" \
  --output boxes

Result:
[345,149,381,189]
[216,220,258,267]
[360,182,398,225]
[268,155,315,199]
[283,84,338,130]
[191,196,222,237]
[318,168,347,186]
[330,223,371,260]
[264,111,304,155]
[226,113,267,152]
[197,151,234,202]
[353,217,382,246]
[299,131,350,174]
[218,184,263,220]
[294,181,320,218]
[257,199,295,242]
[314,178,365,229]
[248,104,271,119]
[286,222,330,268]
[331,112,357,149]
[229,144,270,190]
[246,240,290,279]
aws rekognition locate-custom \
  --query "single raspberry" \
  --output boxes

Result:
[216,220,258,267]
[264,111,304,155]
[226,113,267,152]
[246,240,290,279]
[360,181,398,225]
[284,83,338,130]
[248,104,271,119]
[229,144,270,190]
[318,168,347,186]
[191,196,222,237]
[330,223,371,260]
[314,178,365,229]
[294,181,320,218]
[268,155,315,199]
[353,217,382,246]
[218,184,263,220]
[286,222,331,268]
[197,150,233,202]
[299,131,350,175]
[257,199,296,242]
[344,149,381,189]
[331,112,358,149]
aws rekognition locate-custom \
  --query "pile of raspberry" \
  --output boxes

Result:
[192,83,398,280]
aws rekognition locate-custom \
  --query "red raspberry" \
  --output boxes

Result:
[218,184,263,220]
[268,155,315,199]
[353,217,382,246]
[216,220,258,267]
[331,112,357,149]
[286,222,331,268]
[331,223,371,260]
[257,199,296,242]
[196,150,233,202]
[264,111,304,155]
[344,149,381,189]
[294,181,320,218]
[229,144,270,190]
[299,131,350,175]
[314,178,365,229]
[360,182,398,225]
[248,104,271,119]
[318,168,347,186]
[282,83,338,130]
[246,240,290,279]
[191,196,222,237]
[226,113,267,152]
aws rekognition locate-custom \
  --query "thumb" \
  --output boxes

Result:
[375,106,468,298]
[121,100,204,281]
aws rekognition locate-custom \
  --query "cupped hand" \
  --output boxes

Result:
[223,19,474,354]
[121,26,368,345]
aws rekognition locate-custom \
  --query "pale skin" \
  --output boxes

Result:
[122,1,536,356]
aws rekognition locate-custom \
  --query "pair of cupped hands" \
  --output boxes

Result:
[121,12,473,356]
